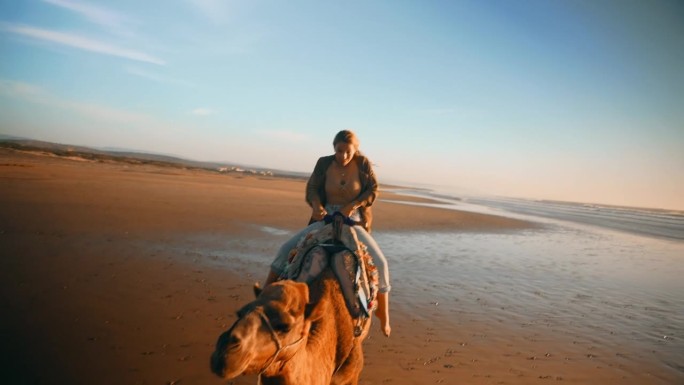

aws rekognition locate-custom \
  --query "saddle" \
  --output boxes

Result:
[282,213,379,321]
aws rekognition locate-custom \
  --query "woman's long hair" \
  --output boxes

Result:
[333,130,363,157]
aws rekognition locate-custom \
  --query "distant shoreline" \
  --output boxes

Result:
[3,137,680,213]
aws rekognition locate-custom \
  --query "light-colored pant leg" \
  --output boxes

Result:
[270,205,390,293]
[354,227,391,293]
[271,221,324,275]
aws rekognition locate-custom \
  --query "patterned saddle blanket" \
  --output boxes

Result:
[282,222,379,319]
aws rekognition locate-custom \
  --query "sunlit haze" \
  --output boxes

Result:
[1,1,682,210]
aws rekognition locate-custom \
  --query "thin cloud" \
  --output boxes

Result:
[0,79,156,125]
[43,0,132,30]
[125,66,194,87]
[1,23,165,65]
[191,108,215,116]
[0,80,44,99]
[186,0,233,25]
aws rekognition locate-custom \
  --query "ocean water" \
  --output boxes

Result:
[385,189,684,242]
[467,196,684,241]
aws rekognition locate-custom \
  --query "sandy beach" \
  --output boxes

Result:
[1,148,680,385]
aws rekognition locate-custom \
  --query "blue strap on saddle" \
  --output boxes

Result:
[323,211,359,227]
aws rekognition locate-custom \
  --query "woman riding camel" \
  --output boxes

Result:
[264,130,391,337]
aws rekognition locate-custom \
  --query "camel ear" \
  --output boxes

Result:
[293,281,309,304]
[253,282,263,298]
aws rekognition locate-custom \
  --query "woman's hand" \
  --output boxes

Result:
[311,206,327,221]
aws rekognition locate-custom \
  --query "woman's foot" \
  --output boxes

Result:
[381,320,391,337]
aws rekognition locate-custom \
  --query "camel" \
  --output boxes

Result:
[210,268,371,385]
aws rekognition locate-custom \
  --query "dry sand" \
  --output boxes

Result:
[0,149,674,385]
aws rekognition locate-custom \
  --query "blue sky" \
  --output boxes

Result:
[1,0,683,210]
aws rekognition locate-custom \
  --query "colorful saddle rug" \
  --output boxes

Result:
[282,221,379,320]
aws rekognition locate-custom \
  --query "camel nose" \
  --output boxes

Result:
[211,331,241,378]
[216,330,241,348]
[210,350,225,377]
[227,334,241,348]
[215,332,244,358]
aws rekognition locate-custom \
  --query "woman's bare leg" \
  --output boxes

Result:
[376,292,391,337]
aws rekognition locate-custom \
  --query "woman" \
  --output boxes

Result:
[264,130,391,337]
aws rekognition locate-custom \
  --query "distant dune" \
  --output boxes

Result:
[0,137,309,179]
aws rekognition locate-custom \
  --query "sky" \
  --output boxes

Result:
[1,0,683,210]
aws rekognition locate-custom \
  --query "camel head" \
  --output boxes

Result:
[210,280,312,380]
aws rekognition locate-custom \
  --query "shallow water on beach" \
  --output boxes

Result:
[183,202,684,381]
[375,224,684,375]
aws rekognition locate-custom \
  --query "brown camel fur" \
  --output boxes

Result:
[210,268,370,385]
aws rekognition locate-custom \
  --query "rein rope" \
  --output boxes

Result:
[256,309,306,376]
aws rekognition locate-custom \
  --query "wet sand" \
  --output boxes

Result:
[0,149,678,385]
